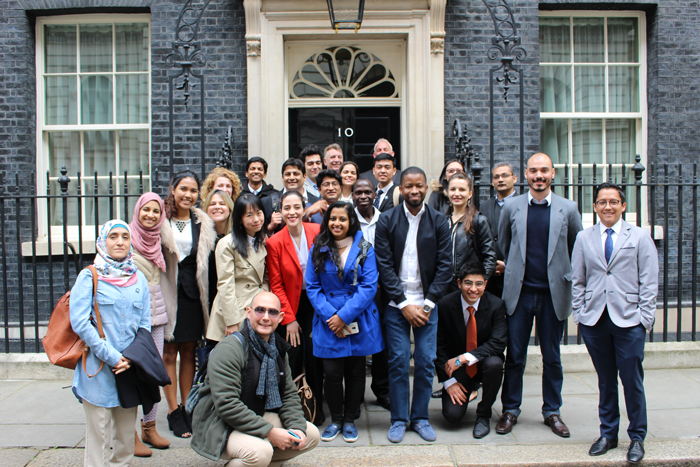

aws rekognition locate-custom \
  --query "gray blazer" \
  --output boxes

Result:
[498,192,583,320]
[571,220,658,330]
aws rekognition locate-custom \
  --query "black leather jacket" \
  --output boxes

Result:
[449,212,497,290]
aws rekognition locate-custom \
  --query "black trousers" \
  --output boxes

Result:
[323,356,366,424]
[275,290,325,423]
[442,355,504,423]
[370,290,390,401]
[485,273,504,299]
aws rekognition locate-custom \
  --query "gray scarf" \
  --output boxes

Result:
[246,321,282,410]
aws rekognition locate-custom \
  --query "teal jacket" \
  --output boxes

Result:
[190,326,307,461]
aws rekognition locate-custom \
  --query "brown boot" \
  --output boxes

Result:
[141,420,171,449]
[134,430,152,457]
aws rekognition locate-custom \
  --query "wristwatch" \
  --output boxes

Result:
[454,355,462,368]
[423,304,434,314]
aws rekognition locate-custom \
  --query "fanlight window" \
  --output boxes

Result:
[291,46,398,99]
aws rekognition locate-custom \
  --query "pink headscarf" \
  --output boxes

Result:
[130,193,167,272]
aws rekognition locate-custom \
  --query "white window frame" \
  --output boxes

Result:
[34,14,151,252]
[539,10,650,229]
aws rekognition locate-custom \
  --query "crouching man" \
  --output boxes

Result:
[192,291,320,467]
[435,261,507,438]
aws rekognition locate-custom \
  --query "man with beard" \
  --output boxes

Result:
[495,153,583,438]
[374,167,452,443]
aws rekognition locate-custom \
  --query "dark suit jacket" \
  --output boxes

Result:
[480,194,519,261]
[374,203,453,306]
[435,290,507,383]
[240,180,277,199]
[116,328,171,414]
[377,184,402,213]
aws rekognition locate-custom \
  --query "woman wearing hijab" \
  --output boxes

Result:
[69,220,151,467]
[130,193,178,455]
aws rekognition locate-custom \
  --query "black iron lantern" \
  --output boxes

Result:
[326,0,365,33]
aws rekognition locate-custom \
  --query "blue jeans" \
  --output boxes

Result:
[501,290,565,419]
[384,305,437,424]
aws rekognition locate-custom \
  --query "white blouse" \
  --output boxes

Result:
[170,218,193,261]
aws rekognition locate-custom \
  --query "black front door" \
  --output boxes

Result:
[289,107,400,174]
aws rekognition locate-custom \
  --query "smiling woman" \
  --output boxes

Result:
[69,219,151,467]
[161,171,217,439]
[206,193,270,344]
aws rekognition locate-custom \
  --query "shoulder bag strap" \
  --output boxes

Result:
[83,265,105,378]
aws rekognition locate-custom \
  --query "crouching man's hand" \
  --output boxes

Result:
[266,427,306,450]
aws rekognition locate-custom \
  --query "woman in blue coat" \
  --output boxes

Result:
[306,201,383,444]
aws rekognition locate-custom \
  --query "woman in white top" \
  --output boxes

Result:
[162,171,216,438]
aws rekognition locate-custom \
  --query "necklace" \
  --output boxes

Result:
[172,218,190,233]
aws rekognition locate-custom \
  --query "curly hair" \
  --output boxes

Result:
[201,167,242,202]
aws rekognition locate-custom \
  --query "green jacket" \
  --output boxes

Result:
[190,330,307,461]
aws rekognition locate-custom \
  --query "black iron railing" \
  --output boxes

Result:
[472,157,699,345]
[1,161,698,352]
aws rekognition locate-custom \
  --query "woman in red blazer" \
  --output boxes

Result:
[266,190,324,425]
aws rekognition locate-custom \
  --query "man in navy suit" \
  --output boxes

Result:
[572,182,658,464]
[374,167,452,443]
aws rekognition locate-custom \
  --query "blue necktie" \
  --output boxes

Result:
[604,228,614,264]
[374,189,383,209]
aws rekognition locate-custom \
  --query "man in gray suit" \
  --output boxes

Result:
[496,153,583,438]
[480,162,519,298]
[571,182,658,464]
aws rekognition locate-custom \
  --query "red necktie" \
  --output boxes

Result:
[466,306,477,378]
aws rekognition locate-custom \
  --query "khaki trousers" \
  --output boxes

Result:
[221,412,320,467]
[82,400,137,467]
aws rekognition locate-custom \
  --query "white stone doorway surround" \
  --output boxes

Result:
[243,0,447,187]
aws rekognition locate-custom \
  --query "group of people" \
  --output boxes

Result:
[67,138,659,467]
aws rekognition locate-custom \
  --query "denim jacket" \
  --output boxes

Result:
[69,268,151,408]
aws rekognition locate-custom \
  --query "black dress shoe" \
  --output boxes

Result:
[473,416,490,439]
[589,437,618,456]
[431,389,443,399]
[376,396,391,411]
[627,440,645,464]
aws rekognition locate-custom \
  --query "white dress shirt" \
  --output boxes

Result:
[389,203,435,310]
[599,218,622,252]
[527,190,552,206]
[376,181,394,208]
[443,295,481,389]
[356,207,381,246]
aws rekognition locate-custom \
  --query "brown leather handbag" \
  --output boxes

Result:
[294,373,317,423]
[43,265,105,377]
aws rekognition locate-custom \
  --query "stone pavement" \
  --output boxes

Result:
[1,369,700,466]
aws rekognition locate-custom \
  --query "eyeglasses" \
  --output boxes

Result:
[253,306,281,318]
[462,281,486,288]
[595,199,621,208]
[321,181,340,188]
[492,173,513,180]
